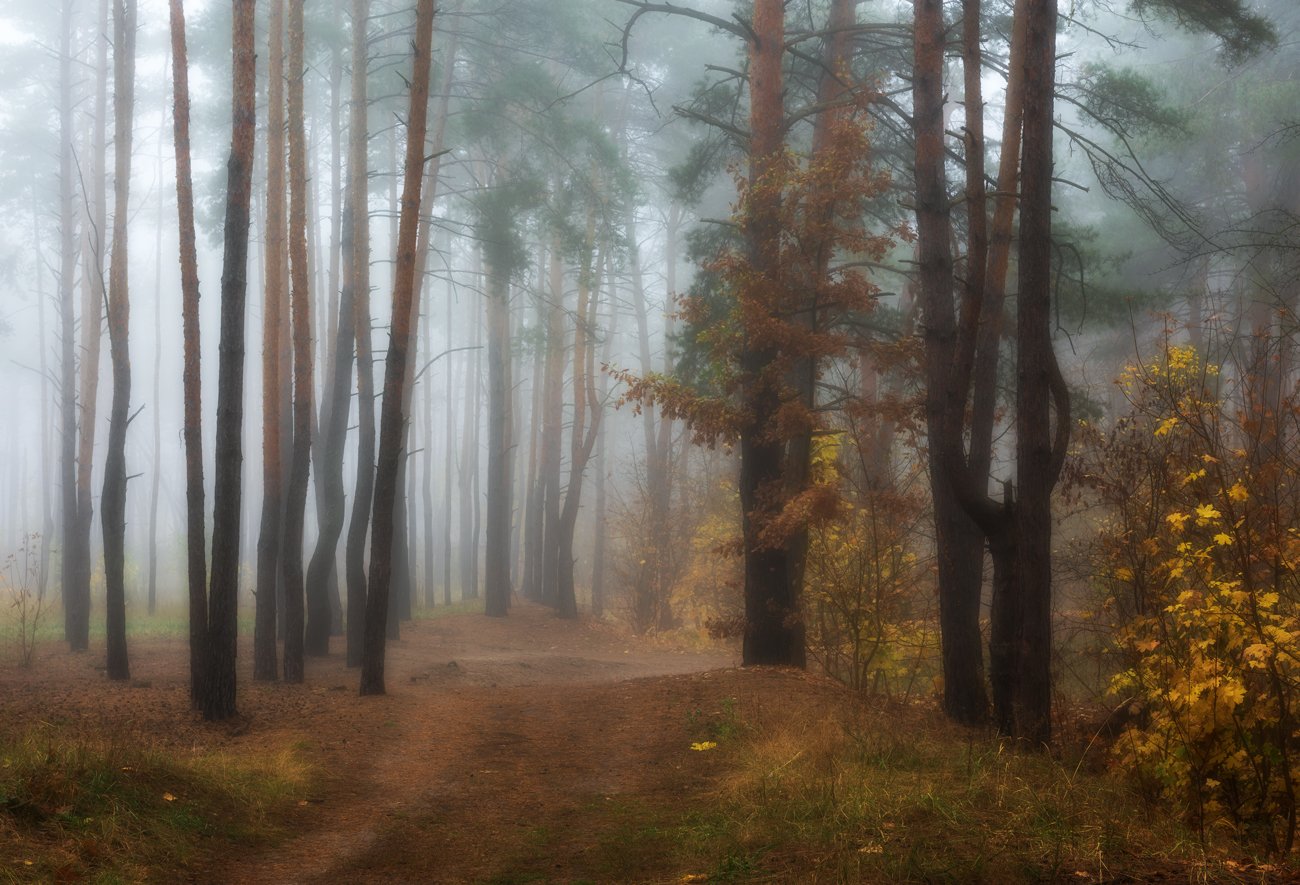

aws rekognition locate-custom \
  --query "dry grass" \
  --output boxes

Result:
[0,726,312,883]
[676,693,1289,883]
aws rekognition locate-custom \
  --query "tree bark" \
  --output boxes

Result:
[202,0,256,721]
[101,0,138,683]
[739,0,802,667]
[255,0,287,682]
[283,0,316,676]
[1011,0,1063,747]
[360,0,436,695]
[345,0,374,668]
[168,0,208,707]
[914,0,991,725]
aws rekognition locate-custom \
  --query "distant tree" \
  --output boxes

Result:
[202,0,257,721]
[100,0,138,682]
[360,0,435,695]
[57,0,80,655]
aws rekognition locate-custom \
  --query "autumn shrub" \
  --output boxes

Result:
[803,433,935,696]
[1083,339,1300,852]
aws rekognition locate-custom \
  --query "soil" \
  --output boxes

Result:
[0,602,838,883]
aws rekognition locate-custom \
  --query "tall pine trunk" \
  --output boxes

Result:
[283,0,316,677]
[168,0,208,706]
[255,0,288,682]
[739,0,802,667]
[202,0,256,721]
[360,0,435,695]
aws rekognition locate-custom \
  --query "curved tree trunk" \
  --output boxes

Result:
[344,0,373,669]
[101,0,138,683]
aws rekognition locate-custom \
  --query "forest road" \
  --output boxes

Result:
[211,602,738,884]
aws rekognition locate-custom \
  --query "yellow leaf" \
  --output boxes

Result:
[1213,533,1233,546]
[690,741,718,752]
[163,792,176,802]
[1195,503,1221,523]
[1227,481,1249,502]
[1154,416,1179,437]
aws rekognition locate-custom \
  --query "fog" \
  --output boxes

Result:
[0,0,1295,674]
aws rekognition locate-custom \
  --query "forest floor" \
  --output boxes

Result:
[0,602,1290,883]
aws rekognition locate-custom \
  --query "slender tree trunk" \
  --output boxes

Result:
[483,255,513,618]
[283,0,316,677]
[345,0,373,668]
[32,200,54,613]
[169,0,208,707]
[443,290,456,605]
[148,54,167,618]
[555,221,603,619]
[101,0,138,682]
[202,0,256,721]
[360,0,435,695]
[539,239,564,608]
[58,0,81,653]
[255,0,287,682]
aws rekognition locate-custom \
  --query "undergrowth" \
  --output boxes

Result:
[0,726,311,883]
[670,699,1289,883]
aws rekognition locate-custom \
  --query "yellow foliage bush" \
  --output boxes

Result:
[1086,341,1300,853]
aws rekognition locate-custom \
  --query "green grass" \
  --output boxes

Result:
[0,726,312,883]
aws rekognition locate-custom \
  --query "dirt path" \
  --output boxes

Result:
[2,602,757,883]
[218,604,738,884]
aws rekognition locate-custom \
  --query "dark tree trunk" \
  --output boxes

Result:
[914,0,989,724]
[101,0,138,683]
[168,0,208,707]
[1011,0,1064,747]
[255,0,287,682]
[202,0,256,721]
[283,0,316,677]
[360,0,435,695]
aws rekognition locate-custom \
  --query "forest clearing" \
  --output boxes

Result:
[0,605,1289,883]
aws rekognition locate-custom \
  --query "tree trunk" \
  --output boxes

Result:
[202,0,256,721]
[914,0,990,725]
[360,0,435,695]
[101,0,138,682]
[168,0,208,707]
[1011,0,1063,747]
[255,0,288,682]
[58,0,82,654]
[283,0,316,678]
[539,239,565,608]
[739,0,802,667]
[345,0,374,669]
[148,58,167,619]
[483,251,513,618]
